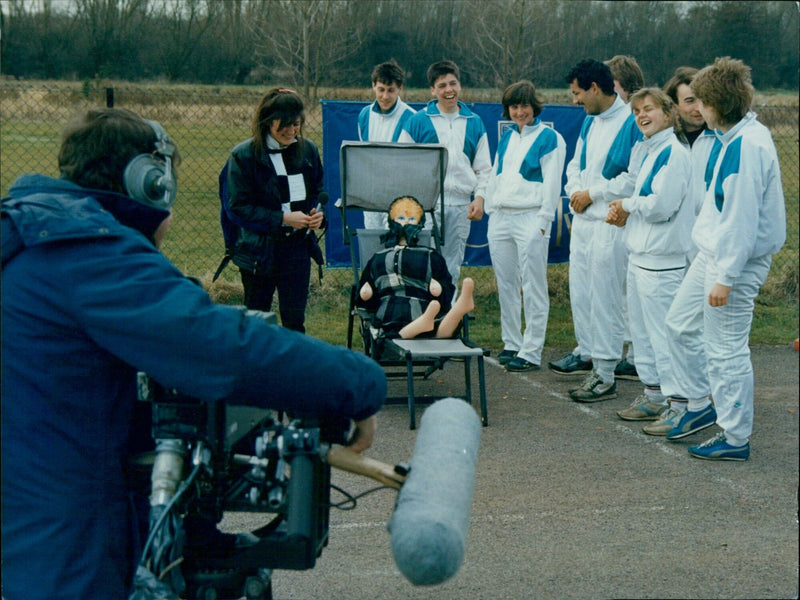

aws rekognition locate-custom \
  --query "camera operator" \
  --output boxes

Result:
[1,108,386,600]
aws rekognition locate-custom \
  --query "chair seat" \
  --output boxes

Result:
[389,338,485,358]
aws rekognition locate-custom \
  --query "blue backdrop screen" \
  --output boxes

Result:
[320,100,585,267]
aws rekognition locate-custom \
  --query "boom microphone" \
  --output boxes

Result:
[387,398,481,586]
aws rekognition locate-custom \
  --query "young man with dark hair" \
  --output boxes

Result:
[358,60,417,229]
[399,59,492,289]
[549,59,643,403]
[661,57,785,460]
[1,107,386,599]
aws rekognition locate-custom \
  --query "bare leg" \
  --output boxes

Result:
[436,277,474,338]
[429,278,442,297]
[399,300,441,339]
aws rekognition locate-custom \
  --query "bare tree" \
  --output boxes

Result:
[458,0,559,88]
[150,0,219,81]
[72,0,152,78]
[249,0,364,101]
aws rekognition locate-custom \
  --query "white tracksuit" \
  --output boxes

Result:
[485,120,566,365]
[399,100,492,287]
[564,95,642,376]
[659,128,719,402]
[357,98,416,229]
[621,128,693,395]
[665,112,786,441]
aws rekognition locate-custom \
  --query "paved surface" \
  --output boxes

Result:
[225,344,799,599]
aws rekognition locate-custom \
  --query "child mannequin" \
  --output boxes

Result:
[357,196,474,341]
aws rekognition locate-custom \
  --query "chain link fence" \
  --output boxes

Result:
[2,81,797,344]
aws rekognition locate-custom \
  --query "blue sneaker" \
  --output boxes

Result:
[548,352,592,375]
[665,404,716,440]
[689,432,750,461]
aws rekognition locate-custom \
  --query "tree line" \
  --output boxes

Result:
[2,0,797,100]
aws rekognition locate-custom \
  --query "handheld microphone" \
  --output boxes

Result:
[314,191,329,215]
[387,398,481,586]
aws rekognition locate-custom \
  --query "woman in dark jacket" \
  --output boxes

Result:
[226,87,325,332]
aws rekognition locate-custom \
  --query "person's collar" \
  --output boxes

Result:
[597,93,626,119]
[372,99,400,115]
[716,111,757,142]
[266,134,297,151]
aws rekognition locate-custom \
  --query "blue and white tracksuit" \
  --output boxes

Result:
[620,128,693,400]
[683,128,719,262]
[399,100,492,287]
[358,99,416,229]
[485,120,566,366]
[564,95,643,381]
[665,112,786,443]
[659,128,719,404]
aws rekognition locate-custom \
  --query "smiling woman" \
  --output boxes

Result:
[223,86,326,333]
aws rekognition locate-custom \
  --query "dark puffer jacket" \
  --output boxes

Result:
[1,174,385,600]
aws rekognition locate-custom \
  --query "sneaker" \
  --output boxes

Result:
[569,372,617,403]
[616,395,667,421]
[688,432,750,461]
[497,349,517,365]
[506,356,540,372]
[642,405,684,436]
[614,358,639,381]
[549,352,592,375]
[665,404,717,440]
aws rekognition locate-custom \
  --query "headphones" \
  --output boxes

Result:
[123,119,177,210]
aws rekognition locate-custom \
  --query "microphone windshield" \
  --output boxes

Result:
[388,398,481,585]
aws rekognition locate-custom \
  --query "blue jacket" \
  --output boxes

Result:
[1,175,386,600]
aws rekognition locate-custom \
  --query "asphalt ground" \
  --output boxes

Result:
[224,344,799,600]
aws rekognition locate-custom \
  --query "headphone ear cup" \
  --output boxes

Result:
[123,153,176,210]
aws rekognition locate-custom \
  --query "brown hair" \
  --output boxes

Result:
[427,60,460,87]
[690,57,753,126]
[501,80,544,120]
[629,87,676,131]
[251,87,306,158]
[58,108,180,194]
[605,55,644,97]
[663,66,699,105]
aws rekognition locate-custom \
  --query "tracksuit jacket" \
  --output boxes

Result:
[399,100,492,206]
[565,94,643,217]
[1,174,386,600]
[693,111,786,286]
[621,127,694,270]
[358,98,416,142]
[485,119,567,233]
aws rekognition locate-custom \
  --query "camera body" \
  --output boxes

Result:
[136,367,348,599]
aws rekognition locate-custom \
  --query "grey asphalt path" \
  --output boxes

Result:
[227,344,799,600]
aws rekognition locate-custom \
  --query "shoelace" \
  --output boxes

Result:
[583,373,603,389]
[627,395,648,408]
[697,432,727,448]
[659,407,680,422]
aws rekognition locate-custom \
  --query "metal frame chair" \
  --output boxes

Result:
[339,141,489,429]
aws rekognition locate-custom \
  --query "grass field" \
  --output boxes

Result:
[2,82,797,351]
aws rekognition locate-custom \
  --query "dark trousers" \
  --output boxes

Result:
[240,254,311,333]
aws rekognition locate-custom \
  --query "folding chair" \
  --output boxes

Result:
[339,141,489,429]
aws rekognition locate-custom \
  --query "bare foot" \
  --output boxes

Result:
[399,300,440,339]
